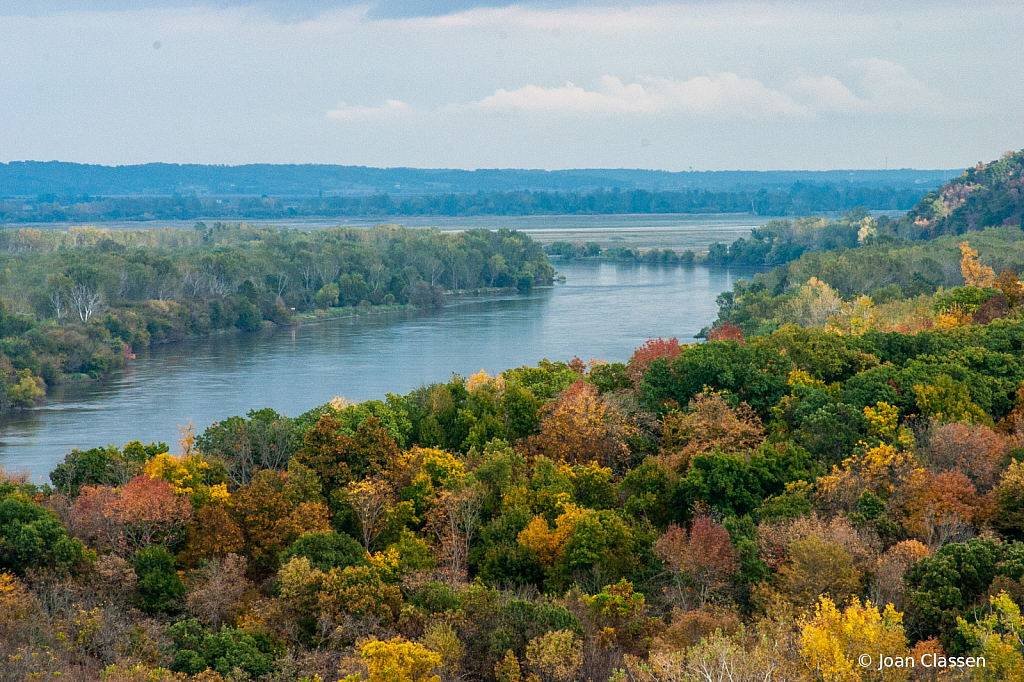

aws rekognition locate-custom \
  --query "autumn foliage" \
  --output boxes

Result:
[21,227,1024,682]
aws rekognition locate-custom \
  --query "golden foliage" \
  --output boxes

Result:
[517,503,584,567]
[933,302,972,330]
[863,402,900,445]
[330,396,354,411]
[144,452,229,506]
[466,369,504,394]
[799,596,912,682]
[815,444,925,515]
[357,638,442,682]
[960,241,997,288]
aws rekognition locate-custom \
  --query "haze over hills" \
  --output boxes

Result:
[0,161,961,198]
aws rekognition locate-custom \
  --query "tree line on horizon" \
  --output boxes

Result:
[0,184,929,223]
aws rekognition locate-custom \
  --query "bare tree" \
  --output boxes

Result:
[49,288,67,324]
[429,484,484,586]
[315,257,341,289]
[208,273,230,297]
[425,257,445,287]
[345,477,395,551]
[70,282,102,322]
[180,266,207,297]
[300,261,319,292]
[185,554,251,629]
[272,271,289,298]
[369,262,389,297]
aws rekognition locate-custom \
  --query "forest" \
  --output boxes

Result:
[2,151,1024,682]
[0,185,930,223]
[0,223,551,415]
[0,161,956,198]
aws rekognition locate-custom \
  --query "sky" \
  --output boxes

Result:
[0,0,1021,171]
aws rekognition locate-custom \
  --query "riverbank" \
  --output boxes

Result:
[0,260,750,477]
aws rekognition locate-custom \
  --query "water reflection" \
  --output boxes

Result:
[0,262,759,479]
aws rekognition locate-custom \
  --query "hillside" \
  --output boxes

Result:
[704,150,1024,268]
[706,150,1024,338]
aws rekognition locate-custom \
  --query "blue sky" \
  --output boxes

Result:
[1,1,1021,170]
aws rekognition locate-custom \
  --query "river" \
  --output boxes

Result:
[0,215,769,481]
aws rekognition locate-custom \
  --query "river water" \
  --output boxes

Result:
[0,214,770,480]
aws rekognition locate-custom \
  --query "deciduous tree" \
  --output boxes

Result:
[345,477,396,551]
[655,517,738,609]
[524,379,634,472]
[799,596,911,682]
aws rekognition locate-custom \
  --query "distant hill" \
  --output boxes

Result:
[894,150,1024,238]
[0,161,960,198]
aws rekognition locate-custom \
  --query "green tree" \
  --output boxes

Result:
[134,545,185,614]
[0,482,87,574]
[670,442,816,521]
[904,538,1024,650]
[639,340,793,416]
[280,530,369,572]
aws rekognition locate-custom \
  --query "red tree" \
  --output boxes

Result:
[655,516,738,608]
[628,337,683,383]
[105,476,193,555]
[707,323,745,344]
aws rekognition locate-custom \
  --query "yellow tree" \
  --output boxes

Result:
[815,444,925,515]
[799,596,912,681]
[960,241,996,287]
[517,502,584,568]
[353,638,442,682]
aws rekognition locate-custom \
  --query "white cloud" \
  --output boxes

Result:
[326,60,944,124]
[787,59,943,113]
[856,58,943,110]
[786,75,863,113]
[325,98,410,120]
[472,74,811,118]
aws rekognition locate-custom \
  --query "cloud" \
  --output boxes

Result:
[326,59,944,124]
[856,58,943,109]
[325,99,411,120]
[786,76,863,113]
[472,74,811,118]
[787,59,943,113]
